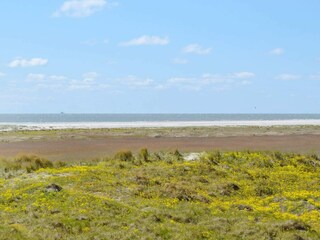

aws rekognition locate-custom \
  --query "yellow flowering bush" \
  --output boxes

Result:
[0,150,319,239]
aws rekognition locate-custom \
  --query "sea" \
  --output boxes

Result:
[0,114,320,131]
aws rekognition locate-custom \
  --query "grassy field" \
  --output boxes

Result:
[0,150,320,239]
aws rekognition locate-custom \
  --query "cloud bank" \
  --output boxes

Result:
[120,35,169,46]
[183,44,212,55]
[8,58,48,68]
[53,0,107,18]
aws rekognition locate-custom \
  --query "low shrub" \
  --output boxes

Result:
[55,161,67,168]
[201,151,222,165]
[1,155,53,173]
[138,148,150,162]
[114,150,134,162]
[173,149,183,161]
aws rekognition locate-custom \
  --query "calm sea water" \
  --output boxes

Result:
[0,114,320,123]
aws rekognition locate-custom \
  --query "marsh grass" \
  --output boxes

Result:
[0,150,319,239]
[0,155,54,178]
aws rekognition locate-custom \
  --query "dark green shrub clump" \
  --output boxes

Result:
[173,149,183,160]
[2,155,54,173]
[139,148,150,162]
[114,150,134,162]
[255,183,275,196]
[201,151,222,165]
[55,161,67,168]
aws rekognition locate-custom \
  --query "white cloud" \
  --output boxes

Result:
[120,35,169,46]
[164,77,202,91]
[53,0,107,18]
[25,73,68,90]
[18,72,112,92]
[240,80,252,85]
[24,70,255,92]
[232,72,256,79]
[27,73,46,82]
[68,72,109,90]
[68,80,93,90]
[82,72,98,82]
[115,72,255,91]
[49,75,67,81]
[183,44,212,55]
[118,75,154,87]
[276,74,301,80]
[24,71,110,91]
[167,77,194,84]
[201,74,231,84]
[172,58,188,65]
[310,74,320,80]
[9,58,48,68]
[164,72,255,91]
[270,48,284,55]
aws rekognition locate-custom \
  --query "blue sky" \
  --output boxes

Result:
[0,0,319,113]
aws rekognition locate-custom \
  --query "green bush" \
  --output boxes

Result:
[173,149,183,160]
[139,148,150,162]
[201,151,222,165]
[1,155,53,173]
[17,155,53,172]
[55,161,67,168]
[114,150,134,162]
[255,182,275,196]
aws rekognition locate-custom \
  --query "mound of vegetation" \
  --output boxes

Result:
[0,150,319,239]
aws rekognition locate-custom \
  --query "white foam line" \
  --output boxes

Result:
[1,119,320,131]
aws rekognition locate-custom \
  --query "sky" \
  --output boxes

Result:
[0,0,319,113]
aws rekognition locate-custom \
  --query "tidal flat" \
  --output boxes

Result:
[1,126,320,161]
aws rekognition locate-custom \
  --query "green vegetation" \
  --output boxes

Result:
[114,150,134,162]
[0,155,54,175]
[0,150,320,239]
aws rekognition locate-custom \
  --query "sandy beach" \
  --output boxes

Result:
[1,119,320,131]
[1,126,320,161]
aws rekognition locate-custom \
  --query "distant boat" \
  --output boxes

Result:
[60,112,65,114]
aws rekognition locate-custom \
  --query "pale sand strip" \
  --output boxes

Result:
[1,119,320,131]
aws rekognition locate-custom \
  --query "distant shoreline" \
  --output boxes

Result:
[1,119,320,131]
